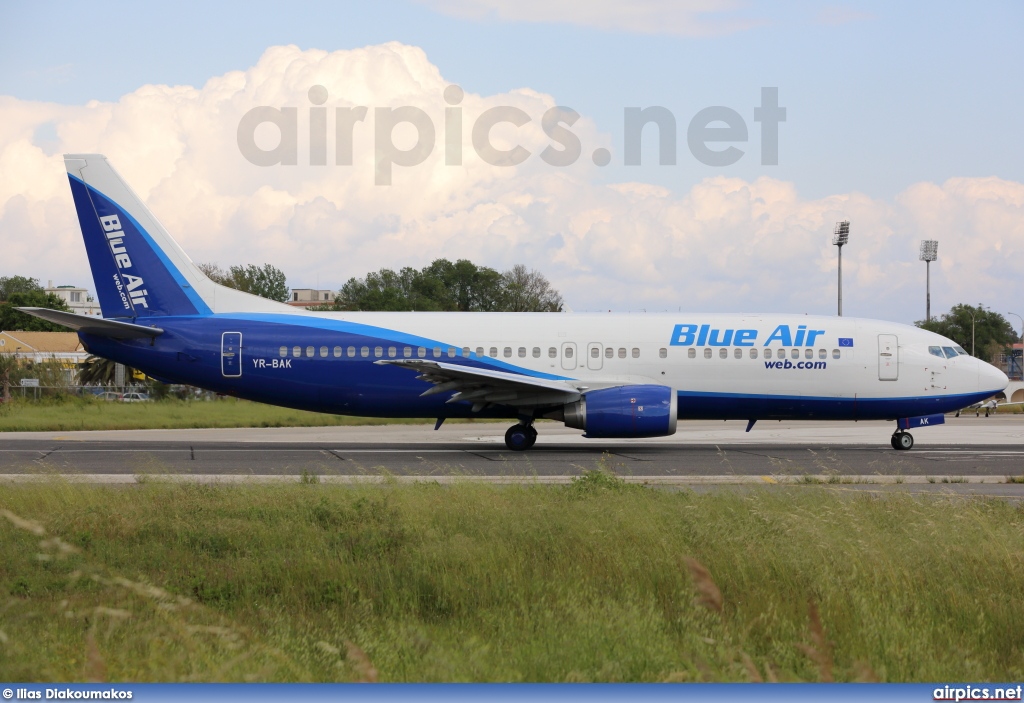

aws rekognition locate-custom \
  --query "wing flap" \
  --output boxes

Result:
[376,359,581,410]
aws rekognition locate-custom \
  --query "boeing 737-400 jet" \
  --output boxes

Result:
[20,155,1010,451]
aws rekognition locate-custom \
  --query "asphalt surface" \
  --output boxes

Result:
[1,422,1022,478]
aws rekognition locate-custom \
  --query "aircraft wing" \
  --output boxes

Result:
[375,359,582,411]
[16,308,164,339]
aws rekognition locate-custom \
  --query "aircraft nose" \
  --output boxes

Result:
[978,358,1009,392]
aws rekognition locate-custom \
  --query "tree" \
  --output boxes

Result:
[499,264,563,312]
[0,354,18,403]
[197,263,289,302]
[78,355,138,386]
[0,289,73,332]
[0,275,44,302]
[916,304,1017,359]
[335,259,561,312]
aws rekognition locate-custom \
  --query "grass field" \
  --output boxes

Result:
[2,476,1023,682]
[0,396,459,432]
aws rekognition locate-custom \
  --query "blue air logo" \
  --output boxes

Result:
[99,214,149,310]
[670,324,826,347]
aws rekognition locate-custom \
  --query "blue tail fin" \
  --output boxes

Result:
[65,154,293,319]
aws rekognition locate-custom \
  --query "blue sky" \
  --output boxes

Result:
[3,0,1021,200]
[1,1,1022,320]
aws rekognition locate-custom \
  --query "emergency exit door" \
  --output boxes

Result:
[221,332,242,377]
[878,334,898,381]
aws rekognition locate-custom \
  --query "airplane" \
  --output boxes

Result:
[19,154,1010,452]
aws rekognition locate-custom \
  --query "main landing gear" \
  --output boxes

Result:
[890,431,914,451]
[505,422,538,451]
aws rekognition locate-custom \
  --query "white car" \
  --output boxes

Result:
[120,392,151,403]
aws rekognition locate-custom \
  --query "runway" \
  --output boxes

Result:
[1,417,1022,485]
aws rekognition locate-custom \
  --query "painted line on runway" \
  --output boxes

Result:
[1,474,1019,486]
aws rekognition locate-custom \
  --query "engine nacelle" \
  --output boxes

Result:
[562,384,677,438]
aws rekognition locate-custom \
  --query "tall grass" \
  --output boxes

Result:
[1,476,1022,682]
[0,396,466,432]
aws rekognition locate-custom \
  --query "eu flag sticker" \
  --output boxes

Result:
[838,338,854,347]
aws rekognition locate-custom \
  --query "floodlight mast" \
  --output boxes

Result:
[919,240,938,322]
[832,221,850,316]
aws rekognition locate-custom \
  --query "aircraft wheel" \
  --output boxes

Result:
[891,432,914,451]
[524,425,538,449]
[505,424,534,451]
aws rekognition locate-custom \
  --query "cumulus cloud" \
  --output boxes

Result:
[416,0,764,37]
[0,42,1021,322]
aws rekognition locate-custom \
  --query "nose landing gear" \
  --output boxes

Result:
[890,431,914,451]
[505,423,538,451]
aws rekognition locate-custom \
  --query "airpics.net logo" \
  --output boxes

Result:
[236,85,786,185]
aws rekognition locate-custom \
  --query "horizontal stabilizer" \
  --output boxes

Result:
[16,308,164,339]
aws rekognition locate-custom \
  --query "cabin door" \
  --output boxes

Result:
[222,332,242,377]
[878,334,898,381]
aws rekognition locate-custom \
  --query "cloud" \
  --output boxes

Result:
[415,0,765,37]
[0,42,1021,323]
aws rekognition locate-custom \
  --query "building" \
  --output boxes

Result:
[288,288,335,308]
[44,281,102,316]
[0,331,88,384]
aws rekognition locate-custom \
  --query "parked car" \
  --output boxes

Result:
[96,391,122,401]
[120,392,151,402]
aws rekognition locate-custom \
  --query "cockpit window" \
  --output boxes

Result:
[942,346,957,358]
[954,346,968,356]
[928,346,944,358]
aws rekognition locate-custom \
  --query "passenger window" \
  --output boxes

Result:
[719,348,728,359]
[279,346,287,357]
[591,347,599,358]
[463,347,470,357]
[618,348,626,359]
[704,348,712,359]
[433,347,442,358]
[764,348,773,359]
[388,346,396,358]
[832,349,840,359]
[448,347,456,358]
[818,349,826,359]
[804,348,813,360]
[489,347,498,357]
[347,346,356,357]
[360,346,369,358]
[404,347,412,358]
[520,347,527,358]
[418,347,426,358]
[734,348,742,359]
[333,346,342,358]
[320,346,328,358]
[305,346,315,358]
[504,347,512,358]
[605,347,613,359]
[374,346,383,358]
[791,349,800,359]
[565,347,574,359]
[476,347,485,357]
[659,348,667,358]
[293,346,301,358]
[548,347,557,358]
[688,348,696,359]
[750,348,758,359]
[631,348,640,358]
[533,347,541,358]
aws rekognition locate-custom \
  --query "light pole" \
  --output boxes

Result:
[919,240,938,322]
[1008,312,1023,381]
[833,221,850,316]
